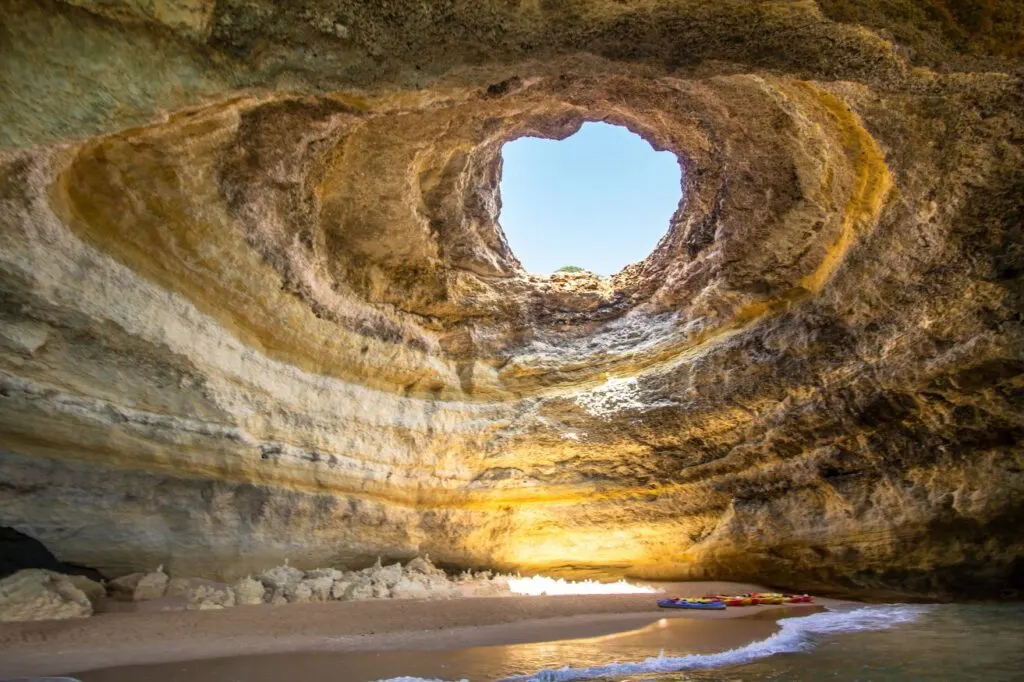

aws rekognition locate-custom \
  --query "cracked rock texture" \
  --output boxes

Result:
[0,570,93,622]
[1,0,1022,600]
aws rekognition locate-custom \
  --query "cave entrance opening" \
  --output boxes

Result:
[497,121,683,277]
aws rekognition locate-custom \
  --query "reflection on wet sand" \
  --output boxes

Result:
[77,611,803,682]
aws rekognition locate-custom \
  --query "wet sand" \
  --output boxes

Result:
[0,582,837,680]
[76,612,808,682]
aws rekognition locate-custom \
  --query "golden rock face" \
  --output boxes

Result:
[1,0,1022,598]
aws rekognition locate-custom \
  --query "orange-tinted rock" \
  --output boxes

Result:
[0,0,1021,600]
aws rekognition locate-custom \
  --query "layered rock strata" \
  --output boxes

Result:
[1,0,1022,599]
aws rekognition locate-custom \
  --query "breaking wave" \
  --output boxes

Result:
[498,604,931,682]
[371,606,930,682]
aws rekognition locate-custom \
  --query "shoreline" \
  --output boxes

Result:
[74,612,803,682]
[0,582,844,679]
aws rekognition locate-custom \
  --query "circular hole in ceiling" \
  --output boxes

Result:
[498,121,683,277]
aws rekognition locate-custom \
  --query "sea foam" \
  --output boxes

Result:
[498,604,931,682]
[371,605,930,682]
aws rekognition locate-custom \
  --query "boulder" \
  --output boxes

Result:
[303,576,334,602]
[0,569,92,622]
[132,568,169,601]
[342,580,376,601]
[187,584,235,610]
[406,555,446,578]
[305,568,344,580]
[420,571,456,589]
[60,573,106,607]
[232,576,266,605]
[362,560,403,587]
[330,579,352,600]
[165,577,192,598]
[390,577,430,600]
[257,565,304,590]
[285,581,313,603]
[107,572,145,600]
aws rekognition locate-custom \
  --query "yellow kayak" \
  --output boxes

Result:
[754,592,815,604]
[711,592,808,606]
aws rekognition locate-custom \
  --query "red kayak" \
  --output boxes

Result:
[704,592,815,606]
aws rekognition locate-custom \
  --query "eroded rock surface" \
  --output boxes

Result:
[232,576,266,606]
[132,569,170,601]
[182,557,484,610]
[106,573,145,601]
[0,0,1022,599]
[0,570,92,622]
[64,574,105,608]
[187,584,236,611]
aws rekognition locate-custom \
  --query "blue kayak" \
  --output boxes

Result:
[657,598,726,610]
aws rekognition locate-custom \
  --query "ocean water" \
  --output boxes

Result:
[675,603,1024,682]
[379,604,1024,682]
[66,603,1024,682]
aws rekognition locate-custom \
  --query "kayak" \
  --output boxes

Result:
[723,597,754,606]
[707,593,815,606]
[657,598,726,610]
[658,598,726,610]
[754,592,815,604]
[706,594,757,606]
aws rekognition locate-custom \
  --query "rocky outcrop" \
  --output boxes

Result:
[132,568,170,601]
[106,573,145,601]
[232,577,266,606]
[0,0,1021,600]
[105,567,169,601]
[165,577,192,598]
[182,557,493,610]
[187,584,236,611]
[0,569,92,622]
[0,557,555,619]
[64,574,105,608]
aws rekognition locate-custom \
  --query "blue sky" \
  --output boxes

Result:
[498,122,682,276]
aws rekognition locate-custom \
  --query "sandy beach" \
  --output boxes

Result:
[0,581,840,681]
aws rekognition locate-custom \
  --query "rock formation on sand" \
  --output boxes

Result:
[106,567,171,602]
[0,569,94,622]
[186,557,490,610]
[189,557,503,606]
[0,1,1021,600]
[0,556,499,619]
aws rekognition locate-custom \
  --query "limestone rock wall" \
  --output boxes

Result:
[0,0,1021,599]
